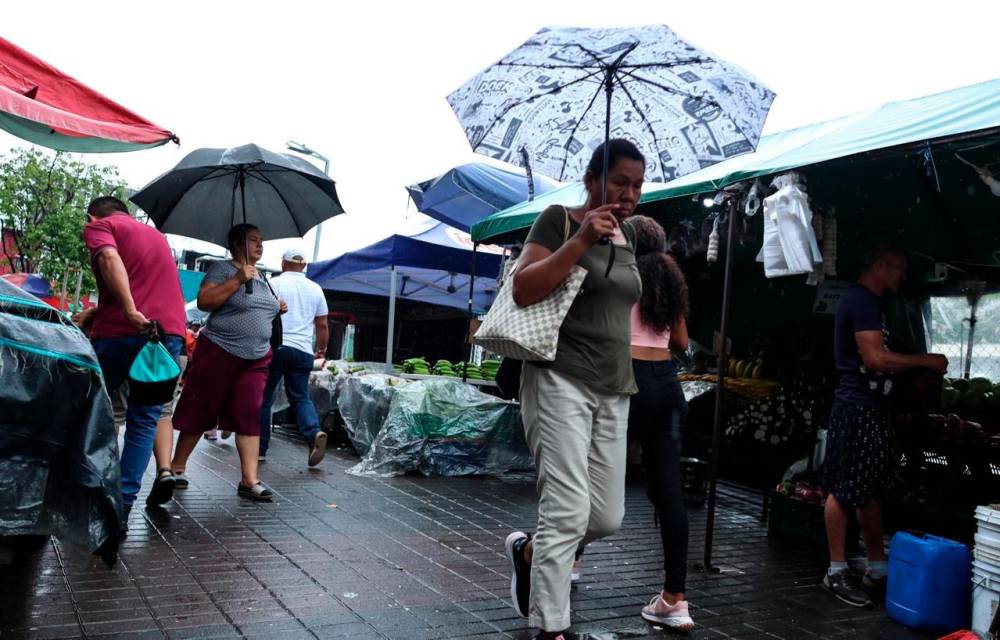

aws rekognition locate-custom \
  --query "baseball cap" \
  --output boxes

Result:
[282,246,308,264]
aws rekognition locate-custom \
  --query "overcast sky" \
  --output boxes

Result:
[5,1,999,267]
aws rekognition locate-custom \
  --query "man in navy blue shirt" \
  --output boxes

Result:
[822,246,948,608]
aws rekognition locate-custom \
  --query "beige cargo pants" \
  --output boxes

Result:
[520,363,629,631]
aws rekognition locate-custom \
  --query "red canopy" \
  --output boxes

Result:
[0,37,178,152]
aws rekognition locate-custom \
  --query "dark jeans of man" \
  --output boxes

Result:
[629,359,690,595]
[259,346,321,456]
[92,334,184,507]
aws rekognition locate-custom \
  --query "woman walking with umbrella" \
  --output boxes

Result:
[504,139,643,639]
[166,224,284,501]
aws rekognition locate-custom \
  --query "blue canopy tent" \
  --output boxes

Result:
[406,161,559,232]
[308,219,503,363]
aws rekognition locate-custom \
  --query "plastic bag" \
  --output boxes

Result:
[348,378,533,477]
[0,279,121,564]
[757,173,823,278]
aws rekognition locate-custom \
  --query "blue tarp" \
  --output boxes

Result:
[407,162,559,232]
[308,219,503,313]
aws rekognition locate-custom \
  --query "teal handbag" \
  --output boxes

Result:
[127,322,181,405]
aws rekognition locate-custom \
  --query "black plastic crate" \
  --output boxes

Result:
[766,491,827,545]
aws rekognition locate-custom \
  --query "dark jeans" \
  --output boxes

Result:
[259,346,320,455]
[629,359,689,594]
[92,334,184,507]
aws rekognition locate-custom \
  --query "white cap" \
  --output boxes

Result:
[282,246,308,264]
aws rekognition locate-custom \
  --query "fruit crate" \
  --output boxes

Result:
[766,490,828,545]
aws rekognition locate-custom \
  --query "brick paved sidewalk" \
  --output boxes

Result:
[2,428,932,639]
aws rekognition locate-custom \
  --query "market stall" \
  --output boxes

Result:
[631,78,1000,546]
[470,77,1000,553]
[308,217,503,364]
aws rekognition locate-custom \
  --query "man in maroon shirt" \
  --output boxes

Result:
[83,197,185,534]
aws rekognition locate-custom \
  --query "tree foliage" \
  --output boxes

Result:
[0,147,129,294]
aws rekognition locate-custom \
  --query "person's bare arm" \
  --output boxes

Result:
[855,331,948,373]
[669,315,689,353]
[512,204,621,307]
[93,249,148,331]
[314,315,329,360]
[198,264,256,312]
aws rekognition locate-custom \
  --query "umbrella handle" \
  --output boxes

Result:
[245,280,253,294]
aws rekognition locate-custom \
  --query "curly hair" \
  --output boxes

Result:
[625,215,689,334]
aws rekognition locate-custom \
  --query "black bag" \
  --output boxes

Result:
[262,275,283,351]
[495,358,523,401]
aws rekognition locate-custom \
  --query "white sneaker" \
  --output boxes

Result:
[641,595,695,631]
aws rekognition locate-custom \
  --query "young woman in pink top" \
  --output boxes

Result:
[624,214,694,631]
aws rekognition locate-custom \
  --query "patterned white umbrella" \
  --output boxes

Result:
[448,25,775,186]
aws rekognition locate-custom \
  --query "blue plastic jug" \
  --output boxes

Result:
[886,532,971,633]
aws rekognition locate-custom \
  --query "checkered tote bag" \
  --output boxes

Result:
[473,208,586,361]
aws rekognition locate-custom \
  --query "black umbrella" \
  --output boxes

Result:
[131,143,344,291]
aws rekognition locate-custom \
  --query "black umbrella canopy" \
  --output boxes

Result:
[131,143,344,247]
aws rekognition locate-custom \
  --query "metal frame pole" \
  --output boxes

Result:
[462,244,478,383]
[313,157,331,262]
[386,266,397,364]
[703,197,740,571]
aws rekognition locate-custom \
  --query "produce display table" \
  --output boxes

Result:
[399,373,497,388]
[273,363,529,478]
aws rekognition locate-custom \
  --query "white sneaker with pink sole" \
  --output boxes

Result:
[641,595,695,631]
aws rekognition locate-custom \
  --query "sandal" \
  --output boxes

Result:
[172,471,190,489]
[237,482,273,502]
[145,468,176,507]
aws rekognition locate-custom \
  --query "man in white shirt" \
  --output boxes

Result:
[259,246,330,466]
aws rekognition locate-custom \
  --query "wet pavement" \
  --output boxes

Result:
[2,427,931,639]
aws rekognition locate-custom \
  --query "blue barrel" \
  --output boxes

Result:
[886,532,971,633]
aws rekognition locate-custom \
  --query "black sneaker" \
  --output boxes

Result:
[505,531,531,617]
[862,573,887,603]
[822,570,872,608]
[145,469,176,507]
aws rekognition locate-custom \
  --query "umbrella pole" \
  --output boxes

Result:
[601,66,613,206]
[462,244,478,383]
[386,266,397,364]
[701,197,739,573]
[519,147,535,202]
[240,169,253,294]
[600,66,616,278]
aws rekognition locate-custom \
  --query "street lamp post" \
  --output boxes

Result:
[286,140,330,262]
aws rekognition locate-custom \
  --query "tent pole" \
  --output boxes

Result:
[59,265,69,311]
[463,244,478,383]
[964,294,980,379]
[386,266,397,364]
[72,268,83,311]
[702,196,739,573]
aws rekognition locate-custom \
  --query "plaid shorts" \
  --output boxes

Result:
[822,400,894,508]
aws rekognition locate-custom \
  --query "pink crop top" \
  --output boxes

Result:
[630,304,671,349]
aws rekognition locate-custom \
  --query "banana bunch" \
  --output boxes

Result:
[724,358,765,379]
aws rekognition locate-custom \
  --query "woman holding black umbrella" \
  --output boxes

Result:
[167,224,284,501]
[504,140,643,639]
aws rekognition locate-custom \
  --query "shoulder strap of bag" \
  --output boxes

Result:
[562,205,572,243]
[262,273,279,300]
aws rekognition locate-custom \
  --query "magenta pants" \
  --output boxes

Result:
[172,336,271,437]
